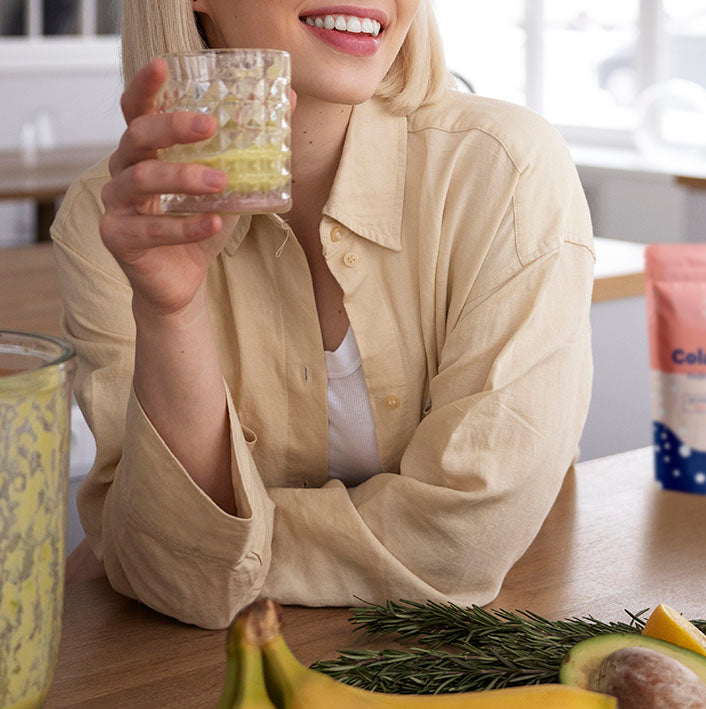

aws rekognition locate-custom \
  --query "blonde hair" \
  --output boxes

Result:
[121,0,449,116]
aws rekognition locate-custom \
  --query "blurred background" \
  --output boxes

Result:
[438,0,706,137]
[1,0,705,552]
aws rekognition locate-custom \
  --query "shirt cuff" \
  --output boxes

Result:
[112,382,274,569]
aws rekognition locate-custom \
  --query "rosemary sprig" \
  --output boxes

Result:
[349,600,651,649]
[310,600,706,694]
[313,645,559,694]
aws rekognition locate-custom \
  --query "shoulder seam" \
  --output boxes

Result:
[407,124,523,173]
[564,238,597,261]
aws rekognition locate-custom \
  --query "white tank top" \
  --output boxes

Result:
[325,326,383,486]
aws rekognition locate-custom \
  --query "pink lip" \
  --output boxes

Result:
[301,23,382,56]
[299,5,389,28]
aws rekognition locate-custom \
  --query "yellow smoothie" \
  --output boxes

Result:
[0,365,70,708]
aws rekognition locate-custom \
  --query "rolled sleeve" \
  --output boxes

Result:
[103,384,273,629]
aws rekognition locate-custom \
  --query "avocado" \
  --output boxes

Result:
[559,633,706,689]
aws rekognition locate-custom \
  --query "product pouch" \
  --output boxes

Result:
[646,244,706,493]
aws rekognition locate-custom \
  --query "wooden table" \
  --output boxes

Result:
[42,446,706,707]
[0,243,62,336]
[677,175,706,191]
[0,144,112,242]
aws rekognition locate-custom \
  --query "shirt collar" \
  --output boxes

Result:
[224,96,407,257]
[322,96,407,252]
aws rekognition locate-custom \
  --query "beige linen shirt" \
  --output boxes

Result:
[52,91,595,629]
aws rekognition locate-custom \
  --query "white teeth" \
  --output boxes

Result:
[302,13,383,36]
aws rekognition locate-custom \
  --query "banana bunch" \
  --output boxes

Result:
[216,599,617,709]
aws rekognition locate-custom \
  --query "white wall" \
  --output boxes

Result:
[68,403,96,555]
[580,296,651,461]
[0,39,123,244]
[577,165,706,245]
[0,68,123,151]
[0,39,124,151]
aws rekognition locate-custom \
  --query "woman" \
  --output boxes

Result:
[56,0,594,629]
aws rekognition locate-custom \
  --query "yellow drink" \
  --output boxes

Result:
[195,144,290,193]
[0,332,75,708]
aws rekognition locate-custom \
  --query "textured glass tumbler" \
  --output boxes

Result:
[0,331,76,708]
[157,49,292,214]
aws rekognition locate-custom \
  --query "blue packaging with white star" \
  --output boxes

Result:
[646,244,706,493]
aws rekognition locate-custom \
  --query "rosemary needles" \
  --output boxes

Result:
[310,600,706,695]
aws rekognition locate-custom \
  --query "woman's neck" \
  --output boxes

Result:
[285,95,353,239]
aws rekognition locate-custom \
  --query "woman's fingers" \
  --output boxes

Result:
[109,112,217,176]
[120,58,168,125]
[100,212,222,253]
[102,159,227,209]
[111,58,219,176]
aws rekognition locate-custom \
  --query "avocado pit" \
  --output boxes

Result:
[596,647,706,708]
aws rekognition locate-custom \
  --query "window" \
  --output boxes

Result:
[434,0,706,147]
[434,2,527,106]
[0,0,122,77]
[0,0,121,37]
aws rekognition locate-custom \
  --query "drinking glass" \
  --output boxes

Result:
[0,331,76,708]
[157,49,292,215]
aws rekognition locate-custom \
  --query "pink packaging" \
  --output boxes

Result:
[646,244,706,493]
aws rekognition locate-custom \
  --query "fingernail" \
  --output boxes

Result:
[203,169,225,188]
[192,114,212,133]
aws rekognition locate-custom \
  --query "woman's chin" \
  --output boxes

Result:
[294,78,382,108]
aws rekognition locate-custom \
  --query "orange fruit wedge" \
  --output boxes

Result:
[642,603,706,656]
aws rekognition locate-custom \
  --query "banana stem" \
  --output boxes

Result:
[216,610,277,708]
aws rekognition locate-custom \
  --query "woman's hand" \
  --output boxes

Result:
[101,58,234,318]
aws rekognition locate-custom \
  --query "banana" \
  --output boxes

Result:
[240,599,617,709]
[216,607,276,709]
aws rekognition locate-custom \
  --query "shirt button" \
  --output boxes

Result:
[385,395,400,409]
[343,251,358,268]
[330,226,344,242]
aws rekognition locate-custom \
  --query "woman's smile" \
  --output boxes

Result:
[299,6,387,57]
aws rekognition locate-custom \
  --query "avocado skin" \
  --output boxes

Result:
[559,633,706,689]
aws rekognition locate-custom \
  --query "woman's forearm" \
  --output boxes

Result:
[132,285,236,515]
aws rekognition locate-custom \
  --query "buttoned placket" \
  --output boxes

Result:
[275,218,331,488]
[220,214,331,489]
[321,218,410,474]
